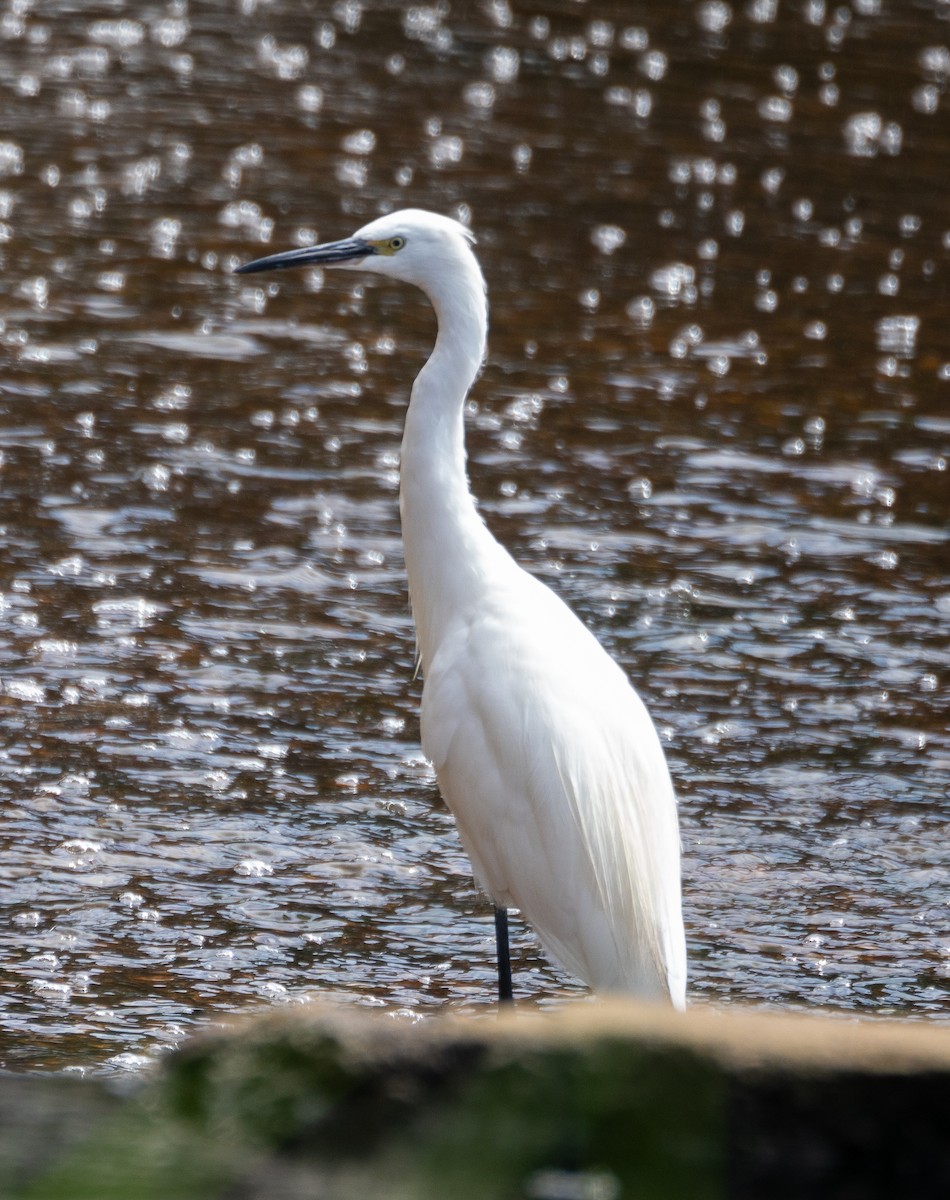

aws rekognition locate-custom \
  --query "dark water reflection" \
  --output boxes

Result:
[1,1,948,1072]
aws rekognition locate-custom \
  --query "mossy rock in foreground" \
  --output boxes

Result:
[10,1001,950,1199]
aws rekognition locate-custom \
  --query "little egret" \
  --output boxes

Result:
[236,209,686,1008]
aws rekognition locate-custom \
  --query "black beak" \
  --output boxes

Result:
[234,236,375,275]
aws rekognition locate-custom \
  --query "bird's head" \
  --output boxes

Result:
[234,208,478,295]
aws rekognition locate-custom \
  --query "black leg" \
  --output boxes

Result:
[494,905,513,1004]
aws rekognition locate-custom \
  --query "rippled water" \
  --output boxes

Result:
[1,1,948,1072]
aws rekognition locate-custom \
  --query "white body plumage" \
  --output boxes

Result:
[236,209,687,1007]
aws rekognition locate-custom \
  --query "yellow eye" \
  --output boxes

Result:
[371,235,407,257]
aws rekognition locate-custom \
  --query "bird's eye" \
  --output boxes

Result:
[388,236,406,251]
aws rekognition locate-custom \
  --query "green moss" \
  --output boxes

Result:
[14,1018,725,1199]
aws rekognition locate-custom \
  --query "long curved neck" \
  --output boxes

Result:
[399,252,507,670]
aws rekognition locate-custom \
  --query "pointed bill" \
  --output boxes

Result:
[234,237,375,274]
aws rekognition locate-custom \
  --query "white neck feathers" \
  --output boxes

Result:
[398,242,509,669]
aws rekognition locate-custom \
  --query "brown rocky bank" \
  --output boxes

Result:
[6,1000,950,1199]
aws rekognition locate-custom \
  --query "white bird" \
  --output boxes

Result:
[236,209,687,1008]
